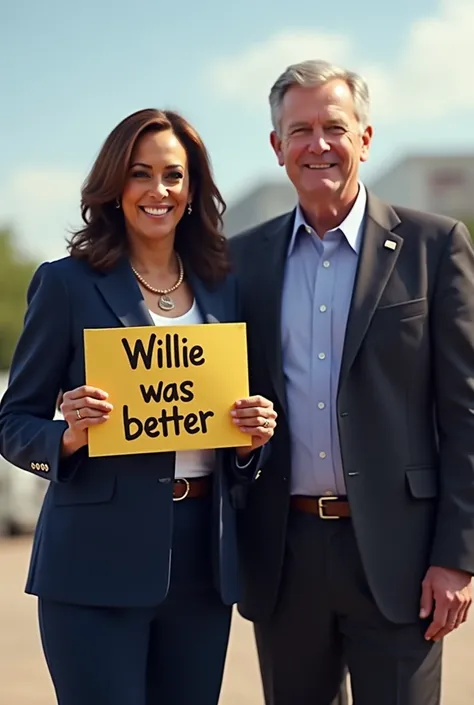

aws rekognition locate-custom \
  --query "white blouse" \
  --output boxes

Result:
[148,301,215,478]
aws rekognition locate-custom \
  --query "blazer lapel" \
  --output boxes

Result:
[96,258,227,328]
[258,212,295,415]
[185,270,226,325]
[95,257,154,327]
[339,194,403,386]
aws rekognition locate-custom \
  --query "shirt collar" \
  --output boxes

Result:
[288,183,367,257]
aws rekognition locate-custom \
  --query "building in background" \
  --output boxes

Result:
[224,154,474,236]
[369,154,474,222]
[224,181,295,237]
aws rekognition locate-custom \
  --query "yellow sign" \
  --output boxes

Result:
[84,323,251,457]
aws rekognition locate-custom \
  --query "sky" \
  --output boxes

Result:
[1,0,473,262]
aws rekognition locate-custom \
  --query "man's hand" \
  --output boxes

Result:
[420,566,472,641]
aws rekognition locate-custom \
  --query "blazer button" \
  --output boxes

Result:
[44,464,50,472]
[35,463,41,470]
[30,462,35,470]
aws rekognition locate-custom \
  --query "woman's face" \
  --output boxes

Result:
[121,129,191,246]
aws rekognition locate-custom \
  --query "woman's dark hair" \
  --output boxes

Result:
[68,109,229,282]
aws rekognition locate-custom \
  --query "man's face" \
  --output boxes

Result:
[271,80,373,206]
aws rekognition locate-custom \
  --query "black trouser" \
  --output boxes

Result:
[254,508,442,705]
[38,496,232,705]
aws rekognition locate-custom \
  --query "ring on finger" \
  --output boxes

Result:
[76,409,83,421]
[263,419,270,429]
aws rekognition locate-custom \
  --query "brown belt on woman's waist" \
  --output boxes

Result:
[173,476,211,501]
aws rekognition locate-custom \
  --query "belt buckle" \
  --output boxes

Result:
[318,496,339,519]
[173,478,190,502]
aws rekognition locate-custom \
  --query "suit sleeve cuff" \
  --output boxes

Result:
[235,453,255,469]
[41,421,87,483]
[232,447,266,483]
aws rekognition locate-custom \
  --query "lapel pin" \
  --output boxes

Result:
[383,239,397,250]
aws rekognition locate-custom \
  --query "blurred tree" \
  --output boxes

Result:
[0,226,38,371]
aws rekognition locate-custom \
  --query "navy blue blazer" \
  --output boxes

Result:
[0,256,265,607]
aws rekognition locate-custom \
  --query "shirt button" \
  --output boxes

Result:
[323,260,330,268]
[319,451,327,459]
[318,352,326,360]
[318,402,325,409]
[319,305,327,312]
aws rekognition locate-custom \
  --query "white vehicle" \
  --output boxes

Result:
[0,453,47,535]
[0,372,50,536]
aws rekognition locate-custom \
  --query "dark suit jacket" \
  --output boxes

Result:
[0,256,263,607]
[230,192,474,624]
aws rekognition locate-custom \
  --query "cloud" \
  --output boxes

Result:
[0,168,83,260]
[207,0,474,125]
[210,30,351,106]
[378,0,474,120]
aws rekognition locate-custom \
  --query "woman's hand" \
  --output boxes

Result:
[60,385,113,456]
[231,395,277,460]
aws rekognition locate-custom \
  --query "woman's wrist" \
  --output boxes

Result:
[236,447,253,460]
[60,428,85,458]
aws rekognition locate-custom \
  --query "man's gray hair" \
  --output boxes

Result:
[269,59,370,134]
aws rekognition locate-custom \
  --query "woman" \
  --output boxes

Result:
[0,109,276,705]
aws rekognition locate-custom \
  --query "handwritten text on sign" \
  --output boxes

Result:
[84,323,251,457]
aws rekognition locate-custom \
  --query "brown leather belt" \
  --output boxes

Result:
[173,476,211,501]
[290,495,351,519]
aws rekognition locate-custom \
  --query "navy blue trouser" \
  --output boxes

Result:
[38,497,232,705]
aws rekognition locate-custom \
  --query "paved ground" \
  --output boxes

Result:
[1,537,473,704]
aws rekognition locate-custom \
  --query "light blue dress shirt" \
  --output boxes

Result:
[281,185,367,496]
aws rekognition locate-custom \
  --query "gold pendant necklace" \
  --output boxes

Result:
[130,253,184,311]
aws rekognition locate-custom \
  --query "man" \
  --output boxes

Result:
[229,60,474,705]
